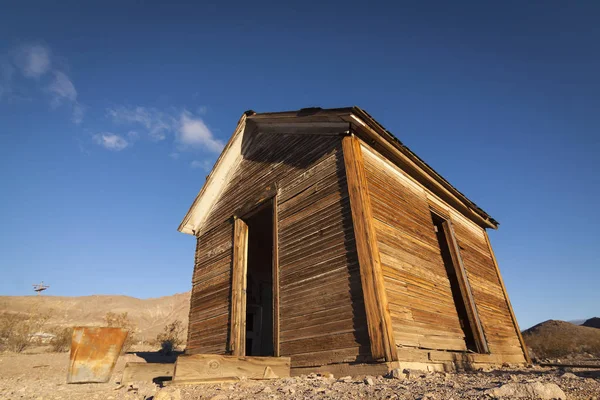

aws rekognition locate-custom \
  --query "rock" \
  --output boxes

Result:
[154,389,181,400]
[338,376,352,382]
[390,368,406,380]
[560,372,578,380]
[320,372,334,379]
[485,382,566,399]
[280,385,295,394]
[364,377,375,385]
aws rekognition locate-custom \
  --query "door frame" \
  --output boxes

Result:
[229,196,279,356]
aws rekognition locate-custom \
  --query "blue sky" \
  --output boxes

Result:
[1,1,598,329]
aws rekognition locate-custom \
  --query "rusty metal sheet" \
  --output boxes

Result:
[67,326,128,383]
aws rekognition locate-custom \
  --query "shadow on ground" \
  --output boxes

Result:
[130,350,183,364]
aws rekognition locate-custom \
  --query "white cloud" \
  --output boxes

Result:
[107,106,173,141]
[17,44,51,79]
[48,71,77,104]
[1,44,84,123]
[104,106,223,153]
[93,133,129,151]
[178,112,223,152]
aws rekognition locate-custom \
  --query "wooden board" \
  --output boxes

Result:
[360,143,468,353]
[187,220,233,355]
[173,355,291,381]
[121,362,175,383]
[342,135,396,362]
[230,217,248,356]
[187,131,371,368]
[483,230,531,364]
[442,220,489,354]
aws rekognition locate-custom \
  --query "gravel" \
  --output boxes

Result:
[1,352,599,400]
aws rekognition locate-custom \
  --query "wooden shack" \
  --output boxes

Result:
[176,107,530,376]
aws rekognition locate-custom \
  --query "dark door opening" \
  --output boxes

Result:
[244,203,274,356]
[431,212,479,352]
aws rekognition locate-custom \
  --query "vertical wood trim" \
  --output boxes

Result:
[342,135,397,362]
[230,217,248,356]
[442,220,489,354]
[484,231,532,364]
[272,196,280,357]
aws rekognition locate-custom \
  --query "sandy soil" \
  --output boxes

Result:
[1,351,599,400]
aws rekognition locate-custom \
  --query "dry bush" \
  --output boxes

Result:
[0,310,51,353]
[156,320,185,354]
[523,320,600,360]
[50,327,73,353]
[103,312,137,353]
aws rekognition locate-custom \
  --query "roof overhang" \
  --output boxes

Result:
[178,107,498,236]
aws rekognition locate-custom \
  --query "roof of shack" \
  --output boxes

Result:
[178,107,498,235]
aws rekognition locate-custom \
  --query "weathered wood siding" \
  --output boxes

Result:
[277,142,370,367]
[361,145,468,352]
[187,220,233,354]
[450,217,525,360]
[187,132,370,365]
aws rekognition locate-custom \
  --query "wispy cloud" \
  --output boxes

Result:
[107,106,173,141]
[17,44,51,79]
[93,133,129,151]
[100,105,223,154]
[1,44,84,123]
[178,111,224,152]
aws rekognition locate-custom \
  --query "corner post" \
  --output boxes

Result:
[230,217,248,356]
[484,231,532,364]
[342,135,397,362]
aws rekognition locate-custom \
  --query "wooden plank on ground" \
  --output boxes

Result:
[342,135,397,362]
[173,355,291,382]
[229,217,248,356]
[121,362,175,383]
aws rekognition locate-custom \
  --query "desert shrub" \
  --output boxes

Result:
[103,312,137,352]
[0,311,51,353]
[156,320,185,354]
[50,327,73,353]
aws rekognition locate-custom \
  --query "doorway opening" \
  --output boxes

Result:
[243,203,274,356]
[431,212,479,352]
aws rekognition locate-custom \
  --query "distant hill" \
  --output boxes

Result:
[522,319,600,360]
[0,292,191,342]
[582,317,600,329]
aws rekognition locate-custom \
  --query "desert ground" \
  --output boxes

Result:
[1,348,600,400]
[2,295,600,399]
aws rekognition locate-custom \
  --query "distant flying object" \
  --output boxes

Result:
[33,282,50,295]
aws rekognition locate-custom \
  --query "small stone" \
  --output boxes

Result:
[390,368,406,380]
[560,372,578,380]
[320,372,334,379]
[364,377,374,385]
[338,376,352,382]
[280,385,295,394]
